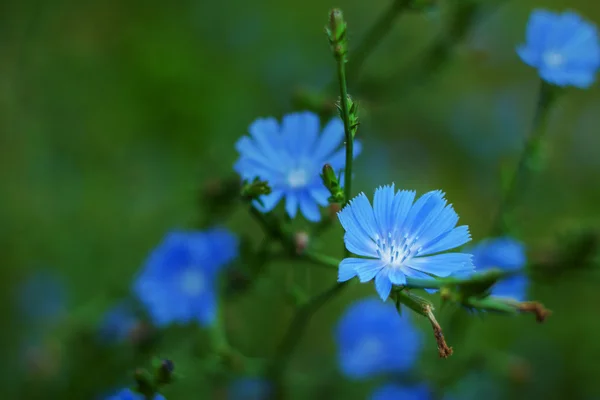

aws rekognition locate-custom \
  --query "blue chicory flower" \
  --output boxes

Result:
[227,377,271,400]
[105,388,165,400]
[133,228,238,327]
[335,298,422,379]
[337,184,473,301]
[468,237,528,301]
[234,111,361,222]
[517,9,600,88]
[98,302,140,344]
[370,383,431,400]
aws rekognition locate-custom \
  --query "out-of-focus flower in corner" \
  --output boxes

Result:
[517,9,600,88]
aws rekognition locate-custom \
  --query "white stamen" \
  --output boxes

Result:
[179,268,205,297]
[287,168,308,188]
[543,51,564,67]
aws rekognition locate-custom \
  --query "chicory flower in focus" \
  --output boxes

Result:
[338,184,473,301]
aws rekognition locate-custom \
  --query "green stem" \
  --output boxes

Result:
[268,280,350,398]
[336,60,353,215]
[491,80,556,235]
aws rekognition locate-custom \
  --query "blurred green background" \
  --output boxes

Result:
[2,0,600,398]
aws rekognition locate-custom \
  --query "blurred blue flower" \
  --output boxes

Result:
[234,111,362,222]
[370,383,431,400]
[98,302,139,343]
[133,228,238,327]
[468,237,528,301]
[517,9,600,88]
[17,270,67,327]
[335,298,422,379]
[227,377,271,400]
[448,87,529,164]
[106,388,164,400]
[337,185,473,301]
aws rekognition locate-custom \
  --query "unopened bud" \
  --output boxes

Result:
[241,178,272,205]
[320,164,344,203]
[326,9,348,61]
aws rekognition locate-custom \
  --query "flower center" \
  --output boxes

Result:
[353,336,383,363]
[287,168,308,188]
[543,51,563,67]
[179,268,205,297]
[375,232,421,267]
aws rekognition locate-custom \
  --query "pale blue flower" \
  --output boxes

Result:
[371,383,431,400]
[106,388,164,400]
[517,9,600,88]
[234,111,361,222]
[133,228,238,327]
[468,237,528,301]
[335,298,421,379]
[337,184,473,301]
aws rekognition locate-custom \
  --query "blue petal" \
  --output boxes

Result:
[354,259,387,283]
[281,111,320,156]
[338,258,360,282]
[406,253,473,277]
[374,270,393,301]
[409,194,448,242]
[390,190,416,233]
[539,67,596,88]
[516,45,539,67]
[310,186,331,206]
[248,117,284,165]
[419,225,471,256]
[347,193,379,240]
[373,184,396,236]
[343,232,379,258]
[299,191,321,222]
[313,117,344,161]
[415,203,459,249]
[388,268,406,286]
[253,190,284,213]
[235,136,277,169]
[525,9,555,51]
[285,193,299,218]
[403,190,445,236]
